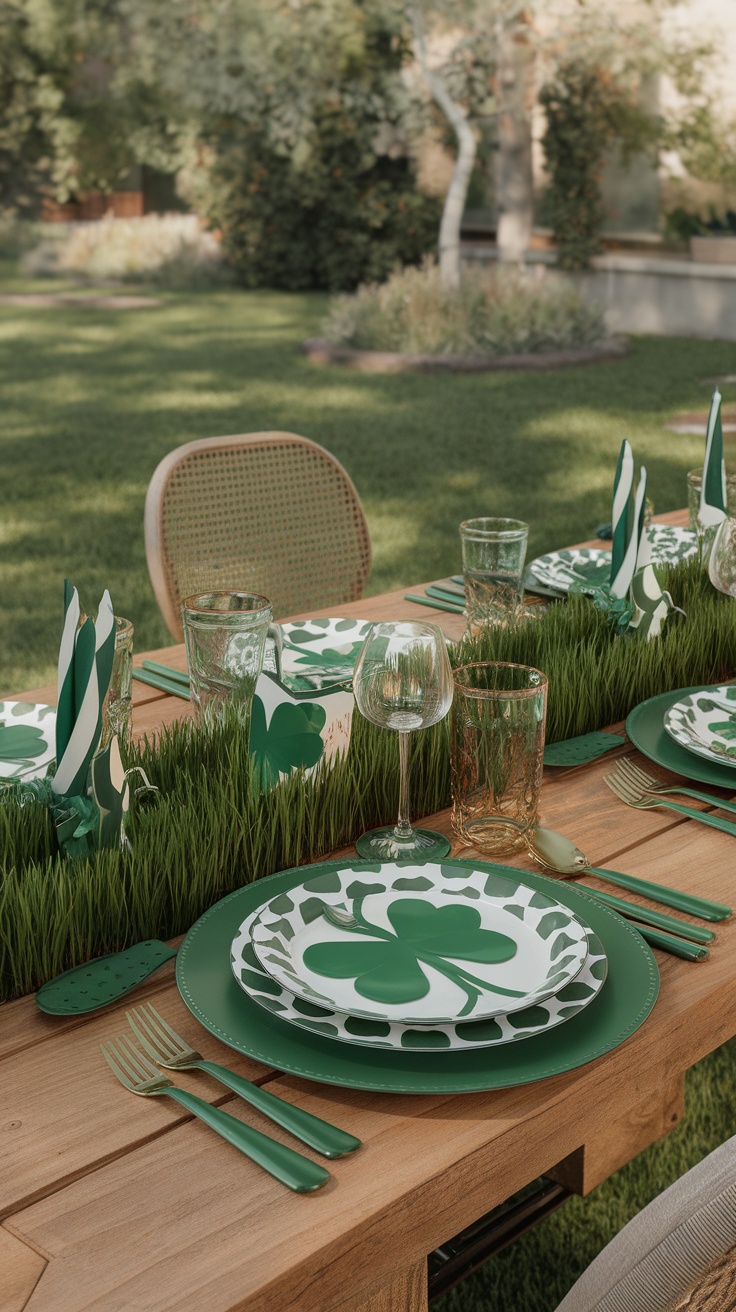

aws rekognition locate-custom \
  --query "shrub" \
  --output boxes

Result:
[323,259,605,356]
[20,214,227,287]
[208,108,440,293]
[540,61,656,271]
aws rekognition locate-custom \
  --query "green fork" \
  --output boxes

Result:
[615,757,736,817]
[101,1032,330,1192]
[126,1002,361,1159]
[604,762,736,837]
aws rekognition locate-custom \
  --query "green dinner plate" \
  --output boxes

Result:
[626,686,736,789]
[177,858,659,1095]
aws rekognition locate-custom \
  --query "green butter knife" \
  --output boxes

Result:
[629,925,709,962]
[404,593,465,614]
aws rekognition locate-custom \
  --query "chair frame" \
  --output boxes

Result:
[144,431,372,640]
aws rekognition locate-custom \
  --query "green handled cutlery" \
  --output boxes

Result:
[127,1002,361,1159]
[101,1034,330,1192]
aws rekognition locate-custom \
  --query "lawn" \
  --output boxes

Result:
[1,278,734,693]
[2,277,735,1310]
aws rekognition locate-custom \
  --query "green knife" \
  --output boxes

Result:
[132,669,191,700]
[404,593,465,615]
[425,584,467,604]
[630,925,709,962]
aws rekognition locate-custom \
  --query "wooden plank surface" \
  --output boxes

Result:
[0,1227,47,1312]
[7,506,732,1312]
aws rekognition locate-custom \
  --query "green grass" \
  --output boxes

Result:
[3,558,732,1006]
[1,275,735,692]
[2,272,736,1310]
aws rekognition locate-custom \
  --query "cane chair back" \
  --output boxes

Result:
[145,432,372,639]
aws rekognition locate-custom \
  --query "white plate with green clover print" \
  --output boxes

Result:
[264,618,376,690]
[233,905,606,1053]
[247,862,592,1027]
[664,686,736,769]
[0,701,56,781]
[528,527,697,596]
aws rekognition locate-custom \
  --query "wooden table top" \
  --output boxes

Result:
[7,509,736,1312]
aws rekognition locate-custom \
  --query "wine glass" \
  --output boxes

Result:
[352,621,454,860]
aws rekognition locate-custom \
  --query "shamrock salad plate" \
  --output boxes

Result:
[0,701,56,781]
[528,526,697,596]
[247,862,591,1026]
[264,617,375,689]
[233,902,606,1052]
[664,686,736,768]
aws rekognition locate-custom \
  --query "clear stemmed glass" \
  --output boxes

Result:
[352,621,454,860]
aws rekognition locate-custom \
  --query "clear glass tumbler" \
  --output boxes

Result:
[687,468,736,554]
[182,591,273,726]
[460,518,529,634]
[101,617,134,751]
[708,517,736,597]
[450,662,548,856]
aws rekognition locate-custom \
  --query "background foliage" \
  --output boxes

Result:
[205,5,440,291]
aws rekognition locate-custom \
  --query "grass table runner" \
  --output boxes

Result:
[2,559,735,1004]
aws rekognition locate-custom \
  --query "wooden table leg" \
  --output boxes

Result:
[352,1259,428,1312]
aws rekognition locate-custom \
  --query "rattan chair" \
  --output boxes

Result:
[144,432,372,639]
[553,1133,736,1312]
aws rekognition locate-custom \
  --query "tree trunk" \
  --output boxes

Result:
[495,15,535,264]
[411,6,476,289]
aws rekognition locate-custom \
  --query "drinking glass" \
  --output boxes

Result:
[100,617,134,751]
[352,621,454,860]
[182,591,272,726]
[687,468,736,553]
[450,662,547,856]
[460,518,529,634]
[708,517,736,596]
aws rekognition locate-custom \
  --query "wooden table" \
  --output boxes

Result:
[4,511,736,1312]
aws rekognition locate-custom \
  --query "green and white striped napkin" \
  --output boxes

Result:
[610,439,644,599]
[51,580,116,799]
[699,388,727,529]
[45,580,131,856]
[609,441,679,640]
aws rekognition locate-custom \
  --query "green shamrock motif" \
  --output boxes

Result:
[0,722,46,766]
[302,898,520,1017]
[249,695,326,791]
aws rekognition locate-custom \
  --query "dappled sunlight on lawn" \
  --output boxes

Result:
[2,288,735,688]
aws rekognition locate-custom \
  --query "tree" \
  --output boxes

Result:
[404,0,708,285]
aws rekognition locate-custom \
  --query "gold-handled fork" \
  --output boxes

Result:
[603,762,736,838]
[101,1033,329,1192]
[126,1002,360,1159]
[614,757,736,817]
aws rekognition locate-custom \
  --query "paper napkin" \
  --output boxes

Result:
[42,580,129,856]
[699,389,727,529]
[249,671,354,793]
[602,442,679,640]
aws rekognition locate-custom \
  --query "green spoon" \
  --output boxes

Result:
[36,940,178,1015]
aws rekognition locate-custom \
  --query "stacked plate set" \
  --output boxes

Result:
[627,683,736,790]
[177,856,660,1095]
[526,525,698,598]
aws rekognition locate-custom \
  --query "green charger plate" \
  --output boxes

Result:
[177,858,659,1095]
[626,686,736,789]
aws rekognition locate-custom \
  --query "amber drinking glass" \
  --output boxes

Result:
[451,662,548,856]
[101,617,134,751]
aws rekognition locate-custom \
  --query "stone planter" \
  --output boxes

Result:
[690,235,736,265]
